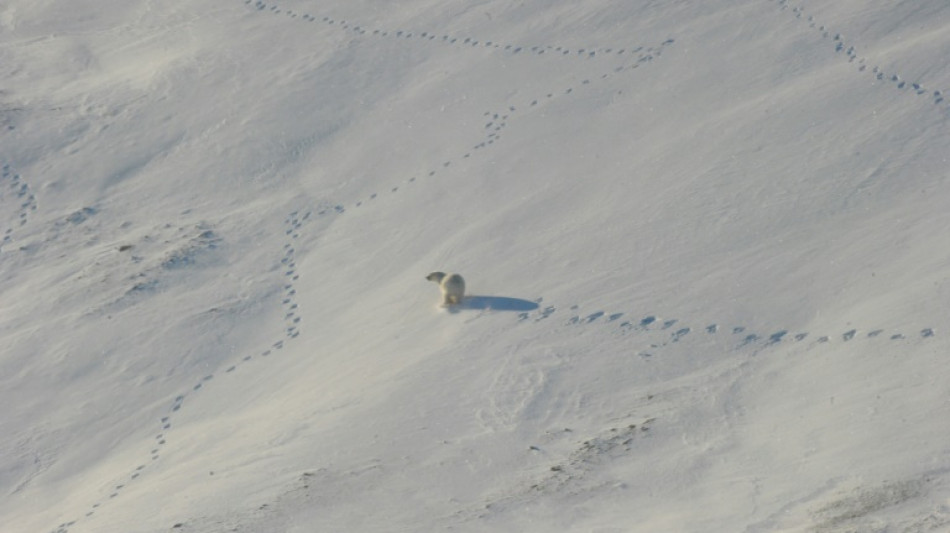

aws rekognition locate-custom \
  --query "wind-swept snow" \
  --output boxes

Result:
[1,0,949,532]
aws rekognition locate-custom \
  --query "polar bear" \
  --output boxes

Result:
[426,272,465,306]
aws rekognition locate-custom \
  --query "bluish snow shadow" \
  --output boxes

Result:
[456,295,540,312]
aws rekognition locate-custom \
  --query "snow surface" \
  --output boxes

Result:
[2,0,949,531]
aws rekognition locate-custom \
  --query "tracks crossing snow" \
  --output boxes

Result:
[49,212,315,533]
[0,161,37,251]
[237,0,674,211]
[766,0,948,109]
[41,2,945,531]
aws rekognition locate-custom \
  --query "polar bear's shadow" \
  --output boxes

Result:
[449,295,539,313]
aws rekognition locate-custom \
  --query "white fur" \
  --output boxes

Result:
[426,272,465,306]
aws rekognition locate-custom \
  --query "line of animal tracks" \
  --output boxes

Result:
[767,0,947,109]
[0,162,37,251]
[39,1,944,531]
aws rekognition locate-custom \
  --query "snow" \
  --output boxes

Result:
[1,0,949,531]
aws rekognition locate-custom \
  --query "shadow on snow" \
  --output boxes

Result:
[450,295,540,312]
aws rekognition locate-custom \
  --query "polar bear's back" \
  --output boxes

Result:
[427,271,465,305]
[442,273,465,295]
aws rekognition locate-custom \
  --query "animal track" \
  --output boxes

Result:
[767,0,948,108]
[517,302,933,355]
[243,0,665,62]
[767,330,787,345]
[671,327,691,342]
[47,3,945,530]
[0,161,38,250]
[344,37,668,208]
[50,211,314,532]
[239,0,672,212]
